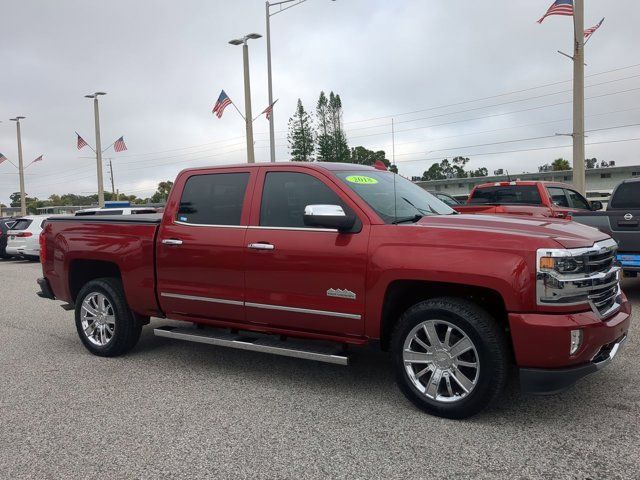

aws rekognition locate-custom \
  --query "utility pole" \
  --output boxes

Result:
[229,34,261,164]
[9,116,27,216]
[108,159,115,197]
[266,1,276,162]
[572,0,586,195]
[85,92,107,207]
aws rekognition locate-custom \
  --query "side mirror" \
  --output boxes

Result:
[303,204,355,232]
[590,200,603,211]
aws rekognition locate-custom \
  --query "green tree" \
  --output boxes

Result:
[151,181,174,203]
[551,158,571,171]
[469,167,488,178]
[328,92,350,162]
[422,163,446,181]
[287,99,314,161]
[350,146,389,167]
[585,158,598,169]
[315,91,332,161]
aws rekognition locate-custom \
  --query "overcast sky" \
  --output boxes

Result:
[1,0,639,205]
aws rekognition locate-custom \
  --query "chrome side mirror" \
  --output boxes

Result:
[303,204,355,232]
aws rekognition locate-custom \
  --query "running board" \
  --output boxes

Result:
[153,326,349,365]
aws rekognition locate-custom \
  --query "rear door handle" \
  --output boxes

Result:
[248,242,275,251]
[162,239,183,246]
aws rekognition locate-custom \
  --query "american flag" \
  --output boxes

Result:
[76,132,89,150]
[33,155,43,163]
[114,136,128,152]
[0,153,7,165]
[585,18,605,40]
[212,90,232,118]
[261,99,278,121]
[537,0,573,24]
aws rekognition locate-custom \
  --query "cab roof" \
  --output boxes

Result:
[180,161,378,175]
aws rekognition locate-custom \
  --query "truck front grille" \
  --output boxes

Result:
[584,249,616,274]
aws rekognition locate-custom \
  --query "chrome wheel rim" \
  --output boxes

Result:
[81,292,115,346]
[403,319,480,403]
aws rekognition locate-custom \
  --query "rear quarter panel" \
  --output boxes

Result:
[43,220,160,316]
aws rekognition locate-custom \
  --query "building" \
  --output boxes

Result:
[416,164,640,200]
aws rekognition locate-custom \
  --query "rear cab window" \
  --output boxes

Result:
[610,182,640,209]
[469,185,542,205]
[177,172,250,225]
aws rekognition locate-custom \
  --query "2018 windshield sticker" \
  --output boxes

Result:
[346,175,378,185]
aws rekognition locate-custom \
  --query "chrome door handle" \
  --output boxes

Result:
[248,243,275,250]
[162,239,183,246]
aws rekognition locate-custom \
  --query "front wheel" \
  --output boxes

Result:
[391,297,509,419]
[74,278,142,357]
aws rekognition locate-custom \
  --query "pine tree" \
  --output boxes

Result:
[328,92,350,162]
[287,99,314,161]
[315,91,332,161]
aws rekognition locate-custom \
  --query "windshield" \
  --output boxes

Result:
[335,171,454,223]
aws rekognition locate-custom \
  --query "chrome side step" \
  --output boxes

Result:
[153,326,349,365]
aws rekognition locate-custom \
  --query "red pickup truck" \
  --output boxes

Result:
[454,181,602,218]
[37,163,630,419]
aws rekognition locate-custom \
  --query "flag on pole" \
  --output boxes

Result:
[261,99,278,120]
[584,18,605,40]
[537,0,574,23]
[76,132,89,150]
[0,153,7,165]
[32,155,43,163]
[114,136,128,152]
[212,90,232,118]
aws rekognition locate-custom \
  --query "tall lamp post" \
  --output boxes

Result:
[265,0,335,163]
[229,33,262,164]
[9,116,27,216]
[85,92,107,207]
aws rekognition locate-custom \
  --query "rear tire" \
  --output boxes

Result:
[74,278,142,357]
[391,297,509,419]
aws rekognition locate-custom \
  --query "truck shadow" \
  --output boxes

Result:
[134,319,635,424]
[622,277,640,301]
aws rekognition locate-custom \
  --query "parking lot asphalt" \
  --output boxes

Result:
[0,258,639,480]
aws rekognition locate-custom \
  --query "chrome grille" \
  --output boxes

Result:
[583,249,616,274]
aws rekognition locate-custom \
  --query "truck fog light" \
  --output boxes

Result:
[570,329,583,355]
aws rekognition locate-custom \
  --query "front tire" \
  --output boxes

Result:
[74,278,142,357]
[391,297,509,419]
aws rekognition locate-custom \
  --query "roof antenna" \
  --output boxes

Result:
[505,170,512,182]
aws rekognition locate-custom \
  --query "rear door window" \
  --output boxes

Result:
[610,182,640,209]
[177,172,249,225]
[469,186,542,205]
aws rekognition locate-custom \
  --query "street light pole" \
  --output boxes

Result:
[85,92,107,207]
[9,116,26,216]
[230,34,262,164]
[572,0,586,195]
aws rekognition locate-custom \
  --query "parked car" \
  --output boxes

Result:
[0,217,17,258]
[37,163,630,419]
[6,215,50,260]
[428,191,461,207]
[454,181,601,218]
[74,207,159,216]
[571,178,640,277]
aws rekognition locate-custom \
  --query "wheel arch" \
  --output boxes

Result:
[69,259,122,304]
[379,280,510,351]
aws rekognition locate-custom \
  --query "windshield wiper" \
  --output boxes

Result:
[392,214,423,224]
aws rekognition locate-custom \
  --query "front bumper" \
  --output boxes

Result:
[510,293,631,394]
[520,334,627,395]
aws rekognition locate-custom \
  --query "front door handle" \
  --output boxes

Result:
[248,242,275,251]
[162,239,183,246]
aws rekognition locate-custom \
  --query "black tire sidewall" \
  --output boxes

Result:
[74,278,140,357]
[392,299,508,419]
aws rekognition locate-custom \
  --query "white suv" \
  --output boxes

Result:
[5,215,50,260]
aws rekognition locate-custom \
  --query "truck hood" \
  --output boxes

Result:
[415,214,610,249]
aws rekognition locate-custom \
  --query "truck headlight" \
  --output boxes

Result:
[539,253,585,274]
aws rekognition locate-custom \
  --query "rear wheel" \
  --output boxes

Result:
[391,297,509,419]
[74,278,142,357]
